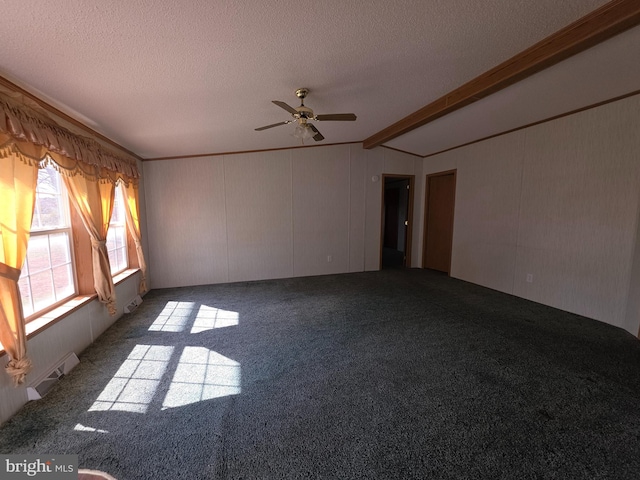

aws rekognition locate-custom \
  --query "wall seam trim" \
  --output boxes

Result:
[222,155,230,283]
[363,149,368,271]
[290,150,295,277]
[362,150,367,270]
[348,146,351,272]
[512,135,526,296]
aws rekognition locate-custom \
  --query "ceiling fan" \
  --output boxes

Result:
[255,88,357,142]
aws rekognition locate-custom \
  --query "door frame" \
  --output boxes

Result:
[422,169,457,274]
[379,174,415,269]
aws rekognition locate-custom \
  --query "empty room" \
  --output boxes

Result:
[1,1,640,479]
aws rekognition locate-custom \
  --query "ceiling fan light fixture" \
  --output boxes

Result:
[293,124,314,140]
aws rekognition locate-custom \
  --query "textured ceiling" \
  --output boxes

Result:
[0,0,624,159]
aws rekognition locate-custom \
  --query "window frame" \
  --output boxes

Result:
[19,165,78,322]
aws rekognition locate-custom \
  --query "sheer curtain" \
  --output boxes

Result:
[63,175,117,315]
[121,181,148,294]
[0,91,140,385]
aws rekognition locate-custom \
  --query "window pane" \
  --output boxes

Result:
[49,232,71,266]
[53,264,74,299]
[21,255,29,276]
[106,228,116,252]
[33,165,66,231]
[31,271,55,312]
[108,187,128,275]
[111,193,123,223]
[117,226,126,249]
[20,232,76,318]
[18,276,33,318]
[116,247,126,272]
[115,227,124,250]
[26,235,52,273]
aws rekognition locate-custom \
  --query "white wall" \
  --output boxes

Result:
[423,94,640,334]
[143,144,422,289]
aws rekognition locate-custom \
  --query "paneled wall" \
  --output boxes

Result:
[423,94,640,334]
[143,144,422,289]
[0,142,421,425]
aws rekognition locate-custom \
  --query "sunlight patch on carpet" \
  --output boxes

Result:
[190,305,239,333]
[162,347,241,409]
[89,345,174,413]
[148,301,197,332]
[74,423,109,434]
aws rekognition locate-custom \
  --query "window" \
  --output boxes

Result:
[16,169,134,323]
[107,185,128,275]
[18,165,76,318]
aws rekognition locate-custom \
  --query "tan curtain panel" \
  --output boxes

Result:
[121,182,148,294]
[63,176,117,315]
[0,137,40,385]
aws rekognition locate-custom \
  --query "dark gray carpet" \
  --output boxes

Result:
[1,269,639,479]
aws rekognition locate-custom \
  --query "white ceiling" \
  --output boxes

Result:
[0,0,634,160]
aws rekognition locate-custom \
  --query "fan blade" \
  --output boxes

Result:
[308,124,324,142]
[272,101,298,115]
[255,121,290,131]
[315,113,357,121]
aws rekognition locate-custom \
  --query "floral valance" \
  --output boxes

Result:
[0,92,139,183]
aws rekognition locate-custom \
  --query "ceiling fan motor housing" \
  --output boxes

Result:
[295,105,314,120]
[295,88,313,119]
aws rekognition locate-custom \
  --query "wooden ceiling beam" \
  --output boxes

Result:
[363,0,640,150]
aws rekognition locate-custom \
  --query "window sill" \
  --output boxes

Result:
[0,268,140,358]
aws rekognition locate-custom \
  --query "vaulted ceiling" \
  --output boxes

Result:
[0,0,638,160]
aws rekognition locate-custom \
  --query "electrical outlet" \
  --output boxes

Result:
[526,273,533,283]
[327,255,332,262]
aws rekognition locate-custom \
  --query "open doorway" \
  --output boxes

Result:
[380,174,414,269]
